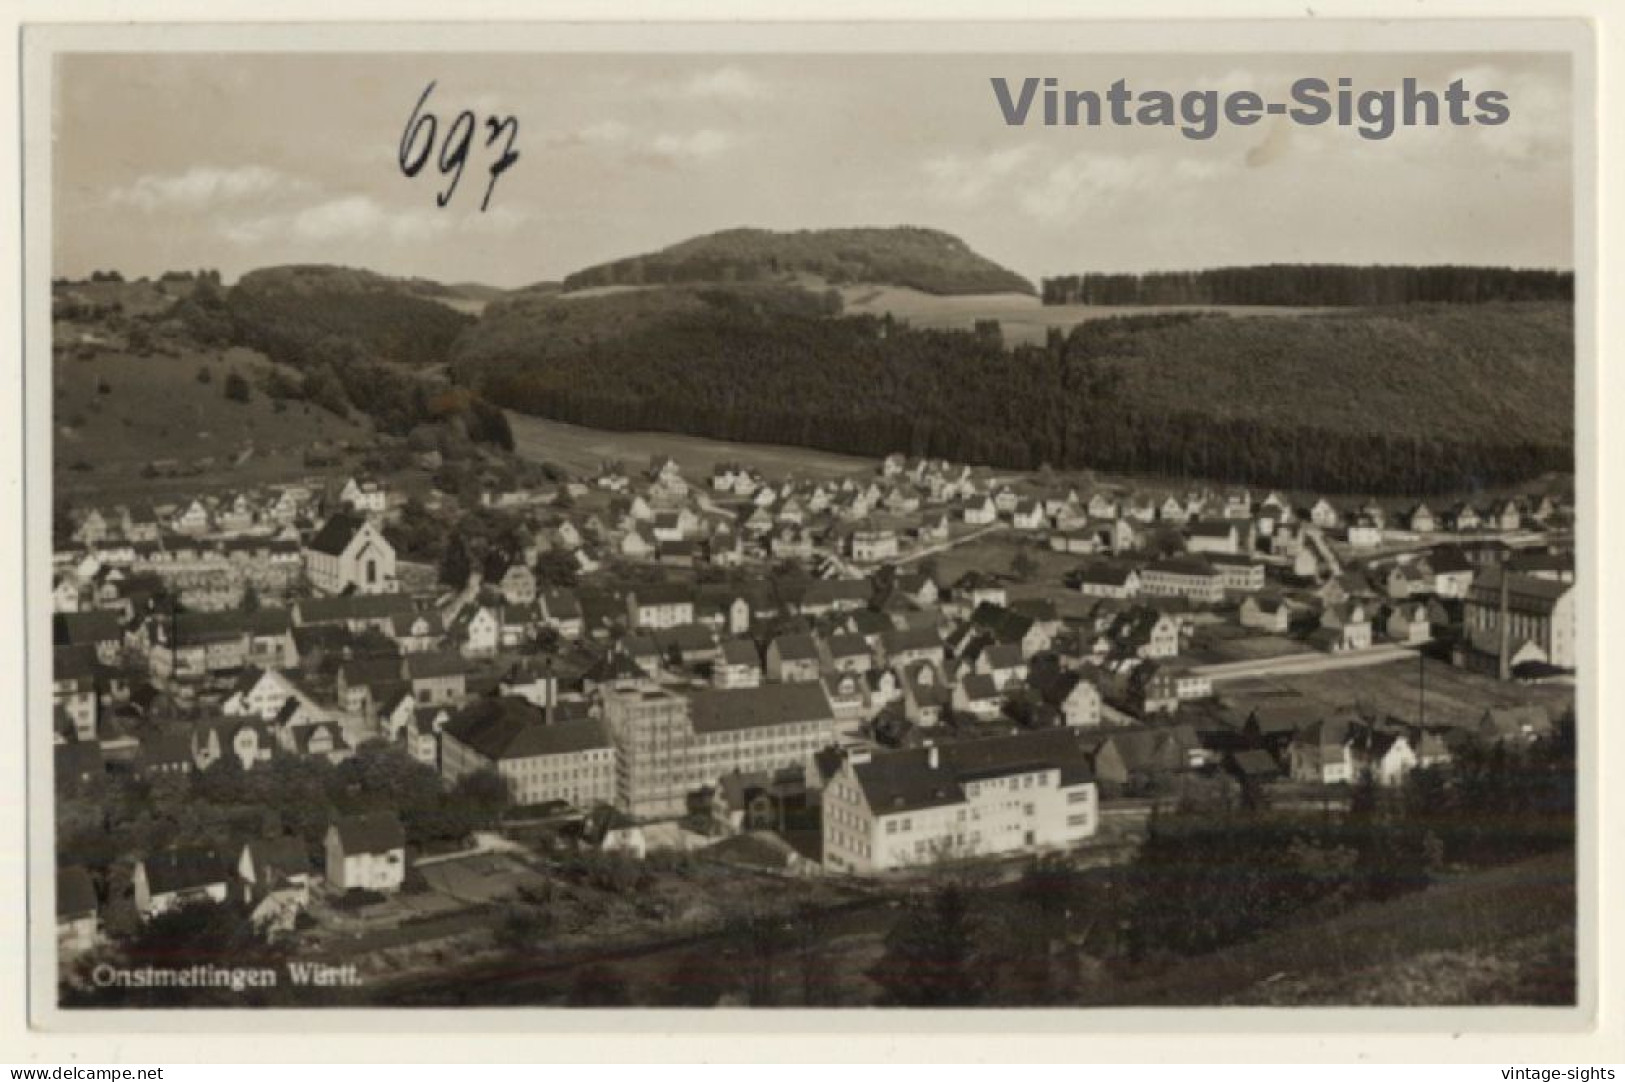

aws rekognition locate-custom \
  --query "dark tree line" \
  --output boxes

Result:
[476,307,1568,495]
[1043,264,1574,307]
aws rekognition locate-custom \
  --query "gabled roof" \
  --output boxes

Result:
[882,625,942,653]
[960,673,1000,701]
[629,584,693,608]
[305,513,371,557]
[1185,520,1239,539]
[405,651,467,680]
[243,836,312,884]
[771,633,822,662]
[329,812,406,856]
[141,846,228,896]
[719,639,762,667]
[1073,563,1138,587]
[825,634,871,660]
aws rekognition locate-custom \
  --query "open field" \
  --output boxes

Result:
[838,285,1324,347]
[506,411,879,482]
[1221,657,1575,730]
[52,345,375,502]
[1085,849,1574,1006]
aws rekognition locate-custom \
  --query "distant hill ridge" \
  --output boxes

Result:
[562,226,1035,297]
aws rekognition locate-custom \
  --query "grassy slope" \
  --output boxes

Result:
[1082,849,1575,1006]
[505,410,876,482]
[839,285,1323,347]
[53,345,374,500]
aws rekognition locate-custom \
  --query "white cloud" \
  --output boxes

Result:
[924,146,1039,205]
[221,194,527,247]
[680,66,768,101]
[546,120,736,165]
[1449,63,1569,164]
[109,165,311,212]
[647,128,735,162]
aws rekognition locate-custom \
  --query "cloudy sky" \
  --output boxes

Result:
[53,51,1572,288]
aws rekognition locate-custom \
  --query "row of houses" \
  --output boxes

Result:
[60,811,407,957]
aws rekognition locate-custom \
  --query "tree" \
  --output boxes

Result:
[196,364,213,384]
[534,549,579,589]
[870,881,990,1006]
[438,537,472,589]
[1010,548,1039,582]
[63,900,295,1007]
[224,371,251,403]
[449,767,510,827]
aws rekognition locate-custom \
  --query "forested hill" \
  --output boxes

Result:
[1043,264,1573,306]
[456,294,1572,495]
[226,265,476,367]
[175,266,512,447]
[562,227,1035,296]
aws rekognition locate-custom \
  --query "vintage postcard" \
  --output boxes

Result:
[15,15,1604,1048]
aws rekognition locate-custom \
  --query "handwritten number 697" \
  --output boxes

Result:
[399,80,519,212]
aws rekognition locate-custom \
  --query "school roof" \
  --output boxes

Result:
[444,696,612,761]
[1145,555,1221,577]
[851,729,1098,815]
[686,683,836,735]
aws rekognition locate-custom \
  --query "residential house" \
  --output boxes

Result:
[405,651,468,707]
[766,633,824,683]
[133,847,230,919]
[191,718,276,772]
[1311,601,1373,653]
[626,585,695,631]
[1186,520,1243,556]
[1073,564,1141,600]
[1239,595,1292,634]
[1385,600,1432,645]
[714,639,764,689]
[324,813,407,895]
[238,836,315,908]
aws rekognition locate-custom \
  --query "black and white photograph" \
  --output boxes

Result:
[27,20,1596,1029]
